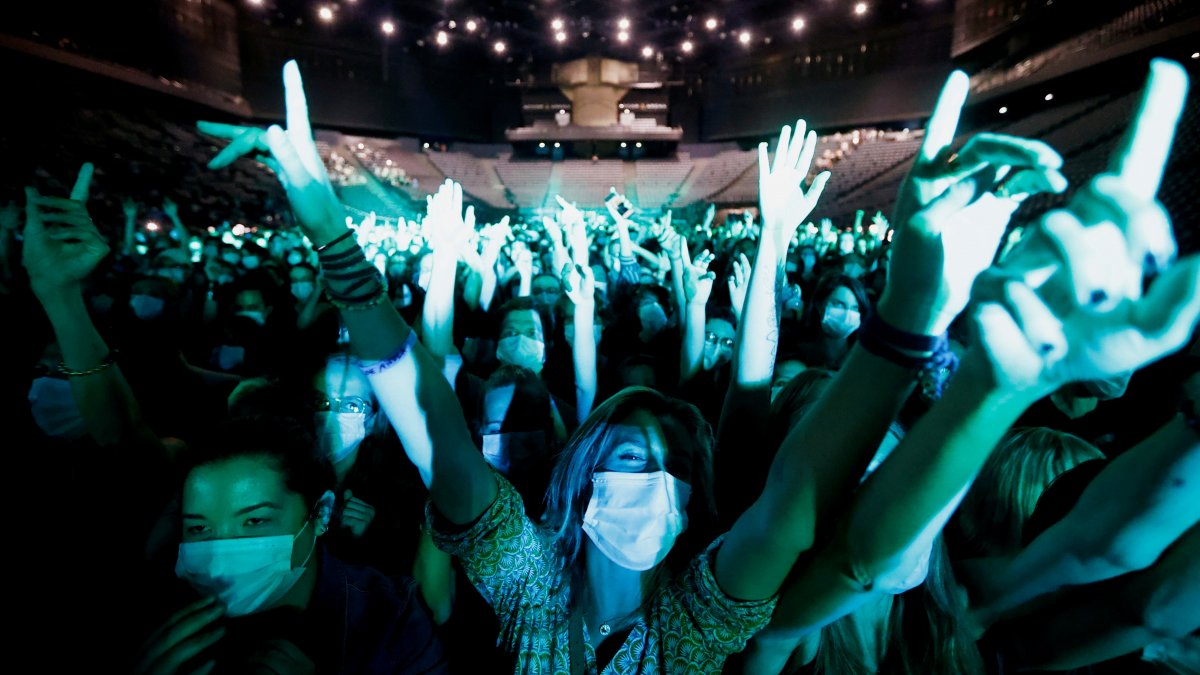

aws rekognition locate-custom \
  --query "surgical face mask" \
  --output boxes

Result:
[175,492,332,617]
[637,302,669,336]
[290,281,315,302]
[496,335,545,373]
[582,471,690,571]
[316,411,367,464]
[216,344,245,371]
[29,377,87,440]
[130,294,165,321]
[236,310,266,326]
[821,305,861,339]
[242,256,260,270]
[286,251,304,266]
[480,430,546,476]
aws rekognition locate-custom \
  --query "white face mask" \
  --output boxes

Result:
[237,310,267,326]
[480,430,545,475]
[29,377,87,440]
[130,294,165,321]
[582,471,691,571]
[316,411,367,464]
[821,305,861,339]
[496,335,545,373]
[290,281,315,302]
[175,491,332,617]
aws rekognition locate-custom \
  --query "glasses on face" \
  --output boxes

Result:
[314,395,374,415]
[705,332,735,350]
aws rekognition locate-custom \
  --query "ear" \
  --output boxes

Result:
[314,489,336,535]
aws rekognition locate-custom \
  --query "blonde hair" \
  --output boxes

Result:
[951,427,1104,558]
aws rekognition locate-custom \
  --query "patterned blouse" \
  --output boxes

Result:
[427,475,777,674]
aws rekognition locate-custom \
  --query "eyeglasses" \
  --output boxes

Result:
[314,395,374,415]
[705,332,735,349]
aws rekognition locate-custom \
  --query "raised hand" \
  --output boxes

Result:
[702,203,716,237]
[562,261,596,309]
[162,197,179,221]
[422,179,475,256]
[511,241,534,281]
[121,197,138,221]
[970,59,1197,395]
[23,163,110,296]
[881,71,1068,336]
[727,251,751,320]
[758,119,832,252]
[199,61,344,243]
[557,196,592,268]
[680,239,716,307]
[479,216,512,267]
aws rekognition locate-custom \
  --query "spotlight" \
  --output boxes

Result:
[999,106,1008,114]
[539,142,546,148]
[423,142,430,149]
[494,41,506,54]
[246,0,264,6]
[466,19,478,32]
[146,221,160,232]
[705,18,718,30]
[620,142,627,148]
[551,18,564,31]
[617,30,630,43]
[642,45,653,58]
[854,3,868,16]
[1193,52,1199,59]
[738,31,751,45]
[436,30,448,46]
[681,40,694,53]
[449,21,458,30]
[317,5,334,22]
[554,142,561,148]
[635,142,642,148]
[618,17,631,30]
[792,17,806,32]
[555,31,567,43]
[381,20,395,36]
[1044,93,1054,101]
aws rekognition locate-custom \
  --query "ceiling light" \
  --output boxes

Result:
[618,17,631,30]
[681,40,694,53]
[642,45,653,58]
[494,41,506,53]
[620,142,627,148]
[554,142,561,148]
[617,30,630,43]
[854,3,869,16]
[635,142,642,148]
[436,31,448,46]
[705,18,718,30]
[317,6,334,22]
[1044,93,1054,101]
[539,142,546,148]
[999,106,1008,114]
[738,31,751,45]
[466,20,478,32]
[552,18,564,31]
[448,20,457,29]
[381,21,395,36]
[555,31,567,43]
[792,18,806,31]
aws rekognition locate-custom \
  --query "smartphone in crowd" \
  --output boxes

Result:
[605,188,635,219]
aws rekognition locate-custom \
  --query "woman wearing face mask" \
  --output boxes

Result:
[138,416,446,674]
[793,275,871,370]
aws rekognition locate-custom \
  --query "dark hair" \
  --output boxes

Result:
[809,274,871,328]
[707,306,737,329]
[182,415,335,510]
[495,296,541,335]
[543,387,716,575]
[483,365,555,436]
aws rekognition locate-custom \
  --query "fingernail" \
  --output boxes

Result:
[1039,343,1055,354]
[1089,290,1107,305]
[1144,252,1160,274]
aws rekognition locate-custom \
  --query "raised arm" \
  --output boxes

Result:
[678,240,715,384]
[715,72,1071,603]
[199,61,495,525]
[24,164,160,454]
[420,181,474,363]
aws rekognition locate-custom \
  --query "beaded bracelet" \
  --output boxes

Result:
[359,330,419,376]
[58,350,119,378]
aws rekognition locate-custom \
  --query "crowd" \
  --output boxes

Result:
[14,58,1199,674]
